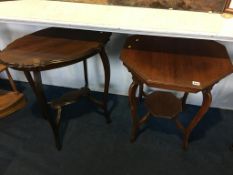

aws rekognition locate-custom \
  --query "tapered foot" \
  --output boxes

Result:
[55,138,62,151]
[182,137,189,150]
[99,49,111,124]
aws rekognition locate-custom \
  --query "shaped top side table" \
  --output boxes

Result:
[0,28,111,150]
[121,35,233,149]
[121,36,233,93]
[0,27,111,71]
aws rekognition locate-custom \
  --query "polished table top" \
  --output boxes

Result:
[0,0,233,41]
[121,35,233,93]
[0,27,111,71]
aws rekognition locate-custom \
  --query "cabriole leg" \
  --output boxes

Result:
[128,78,139,142]
[183,88,212,149]
[99,48,111,123]
[83,59,89,88]
[24,70,61,150]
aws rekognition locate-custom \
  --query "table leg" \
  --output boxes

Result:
[99,48,111,123]
[83,60,89,88]
[5,68,17,92]
[24,70,61,150]
[128,78,139,142]
[182,92,189,110]
[183,87,212,149]
[139,84,144,101]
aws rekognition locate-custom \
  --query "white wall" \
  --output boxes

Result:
[1,23,233,110]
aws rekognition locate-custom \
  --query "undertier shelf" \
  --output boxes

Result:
[144,91,182,119]
[0,90,27,118]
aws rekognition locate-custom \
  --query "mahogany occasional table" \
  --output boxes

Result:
[0,28,111,150]
[121,35,233,149]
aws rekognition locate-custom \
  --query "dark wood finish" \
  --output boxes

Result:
[224,0,233,14]
[57,0,228,13]
[0,64,26,118]
[49,87,90,141]
[99,49,111,123]
[121,35,233,149]
[128,77,139,142]
[83,59,89,87]
[0,64,6,72]
[50,88,90,109]
[121,36,233,93]
[0,28,111,71]
[145,91,182,119]
[0,90,26,118]
[24,70,62,149]
[0,28,111,149]
[183,87,212,149]
[5,68,17,92]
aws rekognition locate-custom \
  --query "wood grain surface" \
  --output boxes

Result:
[0,28,111,71]
[121,35,233,93]
[56,0,228,12]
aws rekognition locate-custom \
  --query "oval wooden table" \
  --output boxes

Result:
[0,28,112,150]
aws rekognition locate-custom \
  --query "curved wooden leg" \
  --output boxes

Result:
[24,71,61,150]
[5,68,17,92]
[139,84,143,102]
[99,48,111,123]
[128,78,139,142]
[55,107,62,149]
[24,71,37,99]
[183,88,212,149]
[83,59,89,88]
[56,107,62,126]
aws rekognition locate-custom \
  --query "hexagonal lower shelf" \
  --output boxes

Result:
[145,91,182,119]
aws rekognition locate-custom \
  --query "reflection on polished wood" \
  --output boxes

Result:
[224,0,233,13]
[57,0,228,12]
[121,35,233,149]
[0,28,111,150]
[0,28,111,71]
